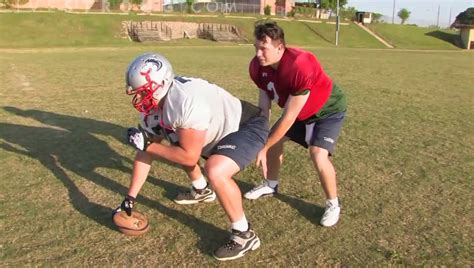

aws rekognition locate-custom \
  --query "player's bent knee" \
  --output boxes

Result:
[135,150,153,163]
[205,160,226,183]
[309,146,330,162]
[205,155,240,185]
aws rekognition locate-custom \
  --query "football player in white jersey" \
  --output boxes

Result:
[136,111,212,205]
[114,53,269,261]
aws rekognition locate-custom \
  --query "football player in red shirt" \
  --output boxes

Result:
[245,21,347,227]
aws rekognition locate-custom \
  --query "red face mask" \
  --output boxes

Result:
[126,68,163,115]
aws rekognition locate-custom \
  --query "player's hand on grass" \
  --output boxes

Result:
[127,127,151,151]
[112,195,136,217]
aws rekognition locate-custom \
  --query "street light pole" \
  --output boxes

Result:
[392,0,396,24]
[436,5,441,28]
[335,0,339,46]
[449,7,452,26]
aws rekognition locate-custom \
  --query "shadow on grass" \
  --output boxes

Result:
[300,21,332,44]
[236,180,325,227]
[275,194,325,226]
[1,106,227,256]
[425,30,460,47]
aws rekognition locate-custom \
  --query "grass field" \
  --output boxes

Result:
[367,23,460,50]
[0,11,460,49]
[0,45,472,266]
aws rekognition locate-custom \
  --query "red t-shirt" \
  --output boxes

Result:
[249,47,333,121]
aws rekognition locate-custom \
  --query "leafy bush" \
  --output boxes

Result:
[340,6,356,20]
[292,4,316,17]
[319,0,347,10]
[287,7,295,17]
[108,0,121,9]
[371,12,383,23]
[1,0,28,8]
[264,4,271,15]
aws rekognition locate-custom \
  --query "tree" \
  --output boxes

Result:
[397,8,410,24]
[0,0,28,8]
[340,6,356,20]
[455,7,474,25]
[319,0,347,18]
[320,0,347,11]
[185,0,193,13]
[371,12,383,23]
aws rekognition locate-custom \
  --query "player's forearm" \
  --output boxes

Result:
[146,142,199,168]
[265,116,294,149]
[264,93,309,149]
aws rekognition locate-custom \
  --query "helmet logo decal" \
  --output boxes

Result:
[140,59,162,80]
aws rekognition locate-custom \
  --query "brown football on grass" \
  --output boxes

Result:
[113,210,150,236]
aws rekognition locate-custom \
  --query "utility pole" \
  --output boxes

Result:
[449,7,452,27]
[436,5,440,28]
[392,0,396,24]
[335,0,340,46]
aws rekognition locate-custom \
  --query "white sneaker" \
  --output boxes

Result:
[320,200,341,227]
[244,181,278,200]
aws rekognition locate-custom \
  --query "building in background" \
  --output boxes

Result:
[355,11,372,24]
[452,21,474,49]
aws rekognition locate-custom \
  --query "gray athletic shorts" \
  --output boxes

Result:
[210,115,269,171]
[285,112,345,155]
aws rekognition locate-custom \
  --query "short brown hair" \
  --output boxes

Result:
[254,20,285,45]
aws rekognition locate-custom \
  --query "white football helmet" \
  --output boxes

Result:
[125,53,174,114]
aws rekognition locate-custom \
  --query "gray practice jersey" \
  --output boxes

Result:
[159,76,242,156]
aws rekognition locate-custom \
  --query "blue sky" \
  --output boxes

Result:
[347,0,474,27]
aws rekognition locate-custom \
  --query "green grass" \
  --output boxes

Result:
[281,21,386,48]
[0,11,429,49]
[0,46,472,266]
[367,23,461,50]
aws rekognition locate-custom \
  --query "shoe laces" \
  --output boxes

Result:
[223,239,240,250]
[223,230,248,250]
[181,189,194,197]
[194,187,211,196]
[325,200,334,208]
[177,188,198,199]
[250,181,271,192]
[323,201,338,217]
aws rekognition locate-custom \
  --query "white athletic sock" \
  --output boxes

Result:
[192,175,207,190]
[328,197,339,207]
[231,215,249,232]
[266,179,279,188]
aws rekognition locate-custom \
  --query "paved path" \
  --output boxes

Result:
[355,23,394,49]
